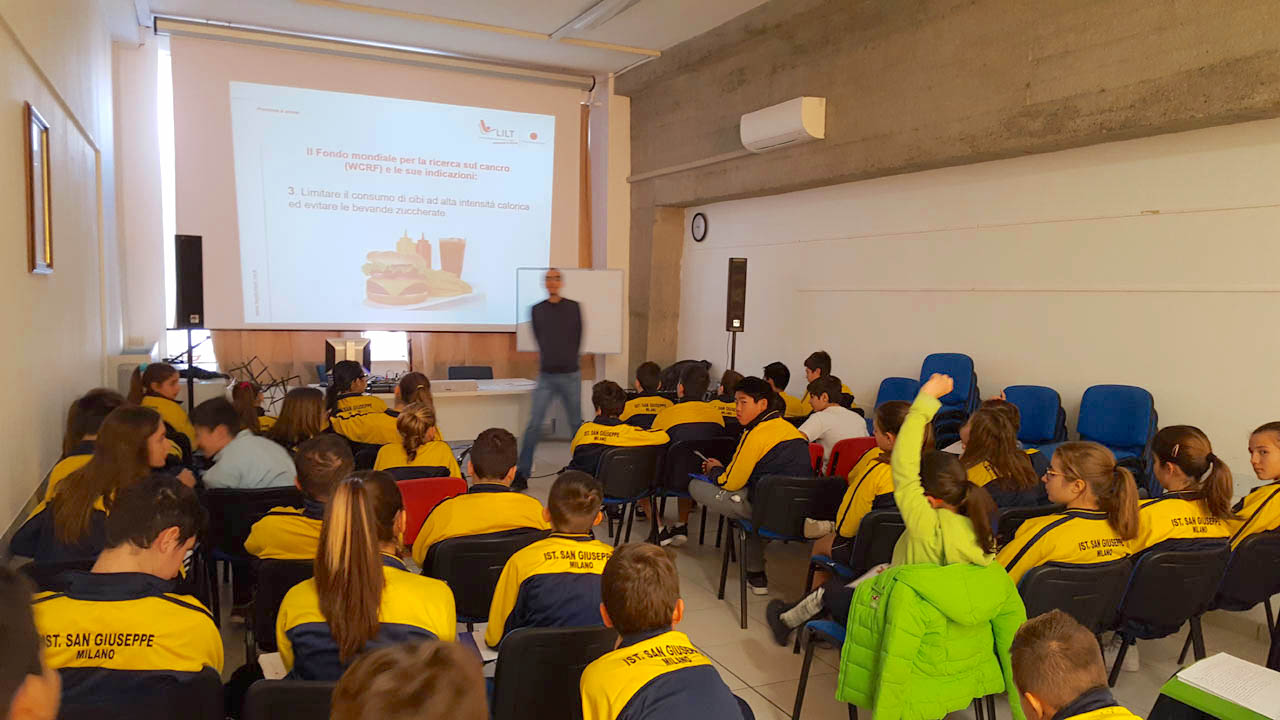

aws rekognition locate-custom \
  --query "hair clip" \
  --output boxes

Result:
[138,362,149,372]
[1171,443,1180,458]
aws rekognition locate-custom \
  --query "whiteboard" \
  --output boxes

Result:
[515,268,623,355]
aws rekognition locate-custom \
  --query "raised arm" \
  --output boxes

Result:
[891,374,951,540]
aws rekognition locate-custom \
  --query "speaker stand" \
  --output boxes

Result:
[729,331,738,371]
[185,328,196,410]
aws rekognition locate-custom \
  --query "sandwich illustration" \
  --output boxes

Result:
[362,233,471,306]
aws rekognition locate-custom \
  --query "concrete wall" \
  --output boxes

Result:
[677,117,1280,495]
[616,0,1280,365]
[0,0,118,532]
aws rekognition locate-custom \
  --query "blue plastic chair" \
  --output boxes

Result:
[793,620,853,720]
[1078,385,1157,491]
[1003,385,1067,447]
[918,353,976,410]
[871,377,920,434]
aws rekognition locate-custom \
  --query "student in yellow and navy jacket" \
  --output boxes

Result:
[277,473,456,681]
[31,476,223,709]
[1131,426,1235,556]
[410,428,549,567]
[246,435,354,560]
[1011,610,1142,720]
[326,360,400,449]
[581,543,746,720]
[45,388,126,502]
[373,402,460,477]
[763,361,809,419]
[568,381,670,476]
[620,362,673,429]
[647,365,726,546]
[711,369,743,426]
[960,408,1047,509]
[128,362,196,464]
[689,376,811,595]
[485,471,612,648]
[798,350,858,414]
[1228,422,1280,549]
[997,442,1139,585]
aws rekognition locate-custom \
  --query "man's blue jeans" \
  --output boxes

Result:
[517,371,583,477]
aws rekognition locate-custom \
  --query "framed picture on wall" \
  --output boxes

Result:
[25,102,52,275]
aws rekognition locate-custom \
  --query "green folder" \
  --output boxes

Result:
[1160,676,1273,720]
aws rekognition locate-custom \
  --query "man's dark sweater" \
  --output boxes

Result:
[531,297,582,374]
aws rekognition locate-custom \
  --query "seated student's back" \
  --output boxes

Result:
[327,360,400,447]
[797,375,867,474]
[650,364,725,444]
[265,387,328,456]
[1131,425,1234,554]
[245,435,355,560]
[569,381,669,476]
[960,408,1046,508]
[277,473,456,681]
[1227,421,1280,549]
[129,362,195,449]
[485,472,613,648]
[31,476,222,708]
[373,402,460,477]
[710,370,743,424]
[620,362,672,429]
[191,398,296,490]
[45,389,126,503]
[410,428,549,566]
[763,362,808,419]
[1011,610,1141,720]
[830,402,916,552]
[798,350,857,413]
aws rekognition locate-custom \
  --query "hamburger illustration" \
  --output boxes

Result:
[362,233,473,306]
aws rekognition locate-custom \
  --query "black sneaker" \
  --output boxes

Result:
[635,505,647,520]
[510,470,529,491]
[746,571,769,596]
[665,524,688,547]
[766,600,793,646]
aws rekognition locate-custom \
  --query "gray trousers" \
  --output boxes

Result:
[688,481,767,574]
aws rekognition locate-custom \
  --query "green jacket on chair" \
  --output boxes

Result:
[836,561,1028,720]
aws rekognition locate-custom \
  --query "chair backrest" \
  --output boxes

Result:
[427,528,548,620]
[448,365,494,380]
[828,437,878,479]
[849,511,906,574]
[492,626,618,720]
[1019,559,1132,634]
[253,559,315,652]
[203,486,306,557]
[751,476,842,538]
[243,680,335,720]
[59,666,224,720]
[875,377,919,407]
[1215,529,1280,610]
[996,504,1065,546]
[808,443,824,474]
[597,446,663,501]
[1003,385,1066,445]
[1117,545,1230,636]
[919,353,975,409]
[397,476,467,545]
[1078,385,1155,452]
[660,437,737,495]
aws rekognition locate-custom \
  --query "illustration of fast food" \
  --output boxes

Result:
[362,233,470,306]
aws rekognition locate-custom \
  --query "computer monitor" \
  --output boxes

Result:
[325,338,372,373]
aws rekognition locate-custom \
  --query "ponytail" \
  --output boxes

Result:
[396,402,437,462]
[920,450,997,554]
[1153,425,1235,520]
[396,372,433,407]
[1102,466,1140,540]
[316,478,385,662]
[961,408,1037,491]
[1055,441,1140,540]
[1202,452,1235,520]
[127,363,178,405]
[327,361,366,414]
[231,382,262,434]
[959,483,998,555]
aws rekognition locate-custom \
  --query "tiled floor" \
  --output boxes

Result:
[219,440,1275,719]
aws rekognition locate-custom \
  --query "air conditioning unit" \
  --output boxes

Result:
[740,97,826,153]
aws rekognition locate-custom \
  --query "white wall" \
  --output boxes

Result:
[679,118,1280,492]
[0,0,118,532]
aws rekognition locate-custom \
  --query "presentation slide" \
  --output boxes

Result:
[228,81,555,327]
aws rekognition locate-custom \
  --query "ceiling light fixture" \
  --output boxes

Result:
[550,0,645,39]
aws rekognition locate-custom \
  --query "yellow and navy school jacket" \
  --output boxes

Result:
[800,381,857,414]
[779,391,809,419]
[996,508,1132,585]
[244,498,325,560]
[1131,490,1231,555]
[31,571,223,706]
[1228,482,1280,550]
[484,533,612,648]
[708,411,810,496]
[276,555,456,681]
[965,460,1048,508]
[43,440,95,502]
[710,396,737,422]
[835,450,896,538]
[329,393,400,447]
[650,400,725,444]
[579,628,741,720]
[620,393,674,429]
[1051,688,1141,720]
[410,483,550,566]
[568,417,670,476]
[373,440,461,477]
[255,408,277,434]
[13,487,120,567]
[141,394,196,447]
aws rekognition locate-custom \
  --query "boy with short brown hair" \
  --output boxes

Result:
[1010,610,1140,720]
[331,640,487,720]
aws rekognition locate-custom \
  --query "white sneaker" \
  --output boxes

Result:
[1102,635,1141,673]
[803,519,835,539]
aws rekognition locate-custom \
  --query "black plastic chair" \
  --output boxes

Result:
[242,679,335,720]
[491,625,618,720]
[1107,545,1230,686]
[996,504,1065,546]
[448,365,494,380]
[1176,528,1280,663]
[656,437,737,545]
[597,446,663,546]
[426,528,548,627]
[59,666,223,720]
[1019,559,1132,634]
[384,465,452,481]
[201,486,305,622]
[719,475,836,629]
[251,559,315,656]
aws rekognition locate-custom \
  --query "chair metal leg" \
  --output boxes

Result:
[1190,614,1207,661]
[794,563,817,654]
[716,515,725,548]
[1266,597,1276,635]
[1107,633,1129,687]
[624,502,636,543]
[972,697,984,720]
[1178,629,1193,664]
[738,527,748,630]
[848,706,857,720]
[792,627,816,720]
[717,524,732,600]
[986,694,996,720]
[699,506,708,545]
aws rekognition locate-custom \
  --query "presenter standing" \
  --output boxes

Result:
[515,269,582,489]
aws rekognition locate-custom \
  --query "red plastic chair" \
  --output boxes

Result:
[398,477,467,545]
[808,443,824,474]
[828,437,878,479]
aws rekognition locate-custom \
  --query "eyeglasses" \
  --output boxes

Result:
[1043,469,1077,480]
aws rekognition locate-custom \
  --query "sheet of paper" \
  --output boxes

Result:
[1177,652,1280,719]
[258,652,287,680]
[471,630,499,662]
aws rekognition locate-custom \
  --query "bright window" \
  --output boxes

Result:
[362,331,409,363]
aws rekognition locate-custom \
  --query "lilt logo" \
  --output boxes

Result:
[477,119,545,145]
